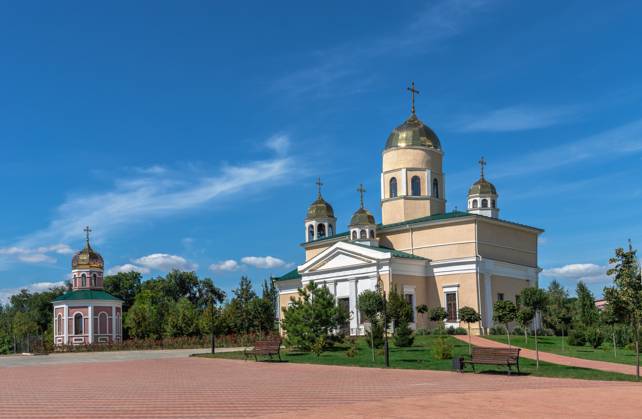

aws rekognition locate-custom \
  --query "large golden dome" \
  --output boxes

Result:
[306,197,335,220]
[468,178,497,196]
[349,207,375,226]
[385,113,442,150]
[72,242,104,270]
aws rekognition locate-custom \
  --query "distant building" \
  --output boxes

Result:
[273,84,543,336]
[595,299,607,311]
[52,228,123,346]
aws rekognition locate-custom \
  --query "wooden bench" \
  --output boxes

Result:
[461,347,521,375]
[244,338,282,361]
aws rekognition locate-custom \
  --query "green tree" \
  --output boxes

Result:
[103,271,142,313]
[393,316,414,347]
[165,297,199,337]
[281,282,346,352]
[602,286,627,358]
[575,281,599,328]
[386,287,411,332]
[516,307,534,343]
[358,290,385,360]
[493,300,517,347]
[429,307,448,324]
[458,306,481,354]
[228,277,257,334]
[521,287,548,368]
[124,288,172,340]
[416,304,429,325]
[605,241,642,380]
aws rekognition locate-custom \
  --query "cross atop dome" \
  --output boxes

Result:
[407,81,420,115]
[478,156,487,179]
[316,177,324,198]
[357,184,366,208]
[84,226,92,244]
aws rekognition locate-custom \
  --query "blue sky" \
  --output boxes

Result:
[1,0,641,301]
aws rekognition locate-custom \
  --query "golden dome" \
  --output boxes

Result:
[385,113,442,150]
[350,208,375,226]
[468,178,497,196]
[306,197,335,220]
[72,241,104,270]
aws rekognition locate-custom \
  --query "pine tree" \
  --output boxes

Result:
[575,281,599,328]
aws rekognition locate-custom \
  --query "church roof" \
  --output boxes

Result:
[272,268,302,282]
[385,113,442,151]
[72,241,104,270]
[468,177,497,196]
[349,207,375,226]
[52,289,122,302]
[306,196,335,220]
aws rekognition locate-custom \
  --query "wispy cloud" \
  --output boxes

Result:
[5,137,296,261]
[456,105,579,132]
[542,263,610,285]
[209,256,292,272]
[0,281,66,304]
[134,254,197,272]
[0,244,73,264]
[273,0,492,100]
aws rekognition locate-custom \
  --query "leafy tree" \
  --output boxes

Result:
[103,271,142,313]
[228,277,257,334]
[458,306,481,354]
[281,282,346,351]
[165,297,199,337]
[516,307,534,343]
[605,241,642,380]
[429,307,448,323]
[416,304,429,325]
[386,287,411,331]
[493,300,517,347]
[124,289,172,340]
[575,281,599,327]
[358,290,385,360]
[521,287,547,368]
[602,286,627,357]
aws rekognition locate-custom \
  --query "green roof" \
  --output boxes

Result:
[52,289,122,302]
[273,268,302,282]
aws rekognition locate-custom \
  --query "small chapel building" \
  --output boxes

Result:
[52,228,123,346]
[274,84,543,336]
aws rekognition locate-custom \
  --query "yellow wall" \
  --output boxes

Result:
[477,220,538,267]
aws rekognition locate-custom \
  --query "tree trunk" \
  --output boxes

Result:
[506,324,511,348]
[467,323,472,355]
[535,325,540,369]
[524,327,528,344]
[561,327,565,352]
[612,327,617,358]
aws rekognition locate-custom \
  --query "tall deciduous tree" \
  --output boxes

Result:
[358,290,385,360]
[605,241,642,380]
[516,307,534,343]
[521,287,547,368]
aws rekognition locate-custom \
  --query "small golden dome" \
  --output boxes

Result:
[72,241,104,270]
[385,113,442,150]
[306,197,335,220]
[468,178,497,196]
[350,208,375,226]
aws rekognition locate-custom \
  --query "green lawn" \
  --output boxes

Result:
[484,334,640,367]
[194,335,638,382]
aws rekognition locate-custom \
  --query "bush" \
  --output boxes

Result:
[345,339,358,358]
[432,335,453,360]
[585,327,604,349]
[311,335,326,357]
[393,318,415,347]
[366,320,384,349]
[415,328,431,336]
[512,326,524,336]
[454,327,467,335]
[489,325,506,335]
[538,328,555,336]
[567,329,586,346]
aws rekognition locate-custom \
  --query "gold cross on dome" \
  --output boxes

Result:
[315,177,323,197]
[478,157,487,178]
[357,184,366,208]
[407,81,420,114]
[84,226,92,243]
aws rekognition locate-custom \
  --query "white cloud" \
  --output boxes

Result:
[0,244,72,264]
[106,263,151,275]
[0,281,66,304]
[241,256,290,269]
[456,105,579,132]
[209,260,240,272]
[134,253,197,272]
[266,135,290,156]
[542,263,610,284]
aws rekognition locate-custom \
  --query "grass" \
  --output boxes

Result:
[485,334,640,367]
[194,335,638,382]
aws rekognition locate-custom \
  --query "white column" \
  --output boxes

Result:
[483,273,493,330]
[348,279,358,334]
[88,304,93,344]
[425,169,431,197]
[401,168,407,195]
[112,305,116,342]
[63,305,68,344]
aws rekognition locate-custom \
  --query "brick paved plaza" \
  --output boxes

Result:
[1,352,641,418]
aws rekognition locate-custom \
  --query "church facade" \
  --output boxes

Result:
[52,229,123,346]
[274,87,542,335]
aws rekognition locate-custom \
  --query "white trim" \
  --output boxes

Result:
[401,168,407,195]
[63,305,68,344]
[88,304,93,344]
[425,169,431,198]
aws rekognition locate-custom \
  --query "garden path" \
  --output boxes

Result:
[456,335,638,376]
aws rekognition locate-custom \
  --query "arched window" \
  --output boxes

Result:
[317,224,326,239]
[389,177,398,198]
[481,199,488,208]
[74,313,83,335]
[432,178,439,199]
[351,230,357,240]
[411,176,421,196]
[81,273,86,287]
[99,312,108,334]
[369,230,375,239]
[92,273,97,287]
[308,224,314,241]
[56,314,63,335]
[491,199,496,208]
[328,224,334,236]
[360,230,367,239]
[472,200,478,209]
